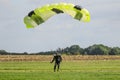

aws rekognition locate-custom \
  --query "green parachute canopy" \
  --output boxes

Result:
[24,3,90,28]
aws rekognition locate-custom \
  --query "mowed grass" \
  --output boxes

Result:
[0,60,120,80]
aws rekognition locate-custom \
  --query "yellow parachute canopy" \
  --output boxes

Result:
[24,3,90,28]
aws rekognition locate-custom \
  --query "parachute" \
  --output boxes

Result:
[24,3,90,28]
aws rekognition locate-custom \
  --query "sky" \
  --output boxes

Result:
[0,0,120,53]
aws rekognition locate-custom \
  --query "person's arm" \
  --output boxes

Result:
[50,56,55,63]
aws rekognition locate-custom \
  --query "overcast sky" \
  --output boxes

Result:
[0,0,120,53]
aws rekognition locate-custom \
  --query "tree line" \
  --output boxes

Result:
[0,44,120,55]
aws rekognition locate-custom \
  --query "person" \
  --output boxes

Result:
[50,52,62,72]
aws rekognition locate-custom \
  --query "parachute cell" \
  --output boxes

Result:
[24,3,90,28]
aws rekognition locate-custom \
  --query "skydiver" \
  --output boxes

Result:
[50,52,62,72]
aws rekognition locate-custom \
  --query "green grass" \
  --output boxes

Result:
[0,60,120,80]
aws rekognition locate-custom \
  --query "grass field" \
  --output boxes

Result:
[0,55,120,80]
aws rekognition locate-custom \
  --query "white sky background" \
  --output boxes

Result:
[0,0,120,53]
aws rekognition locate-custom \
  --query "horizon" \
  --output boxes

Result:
[1,43,120,53]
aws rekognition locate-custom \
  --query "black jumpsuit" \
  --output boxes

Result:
[51,55,62,72]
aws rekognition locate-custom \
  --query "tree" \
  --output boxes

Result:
[69,45,81,55]
[85,44,110,55]
[63,47,70,55]
[109,47,120,55]
[0,50,8,55]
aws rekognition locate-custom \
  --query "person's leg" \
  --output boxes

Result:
[54,63,57,72]
[57,63,60,71]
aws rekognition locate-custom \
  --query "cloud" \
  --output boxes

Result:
[0,0,11,7]
[0,0,9,3]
